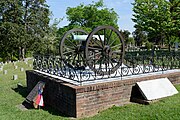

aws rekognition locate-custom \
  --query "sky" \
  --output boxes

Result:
[46,0,135,33]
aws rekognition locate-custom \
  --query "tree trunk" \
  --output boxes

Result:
[19,47,25,60]
[19,47,22,60]
[166,33,171,52]
[22,47,25,60]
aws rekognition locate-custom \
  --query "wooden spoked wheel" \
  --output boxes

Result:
[85,26,125,75]
[60,28,88,69]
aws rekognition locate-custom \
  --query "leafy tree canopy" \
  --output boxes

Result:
[0,0,50,60]
[66,0,118,30]
[132,0,179,47]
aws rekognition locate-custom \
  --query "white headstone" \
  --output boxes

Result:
[136,78,178,100]
[13,75,18,80]
[29,64,32,67]
[4,70,7,74]
[0,67,3,71]
[14,66,18,69]
[20,68,24,71]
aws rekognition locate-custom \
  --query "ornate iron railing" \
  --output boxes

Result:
[33,51,180,84]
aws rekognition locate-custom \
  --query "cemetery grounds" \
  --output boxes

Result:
[0,59,180,120]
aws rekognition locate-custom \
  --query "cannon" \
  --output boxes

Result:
[60,26,125,75]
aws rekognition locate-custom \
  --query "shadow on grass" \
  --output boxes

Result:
[42,105,69,117]
[12,84,29,98]
[12,84,69,118]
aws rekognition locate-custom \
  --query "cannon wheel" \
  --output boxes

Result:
[60,28,88,69]
[85,26,125,75]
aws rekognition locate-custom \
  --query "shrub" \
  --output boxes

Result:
[0,57,2,62]
[145,41,153,50]
[11,56,18,61]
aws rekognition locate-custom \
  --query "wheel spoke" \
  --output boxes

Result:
[103,29,106,45]
[91,37,103,48]
[98,57,104,70]
[63,50,76,55]
[106,30,113,45]
[88,46,102,50]
[65,38,77,48]
[109,58,115,68]
[111,44,122,49]
[111,50,122,57]
[98,32,104,48]
[67,55,73,61]
[79,53,85,63]
[109,36,119,47]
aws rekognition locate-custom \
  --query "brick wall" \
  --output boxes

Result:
[26,71,76,117]
[26,70,180,118]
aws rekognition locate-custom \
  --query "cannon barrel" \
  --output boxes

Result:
[73,35,104,41]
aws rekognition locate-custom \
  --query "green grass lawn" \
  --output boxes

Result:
[0,60,180,120]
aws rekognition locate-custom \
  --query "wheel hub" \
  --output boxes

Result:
[103,45,112,56]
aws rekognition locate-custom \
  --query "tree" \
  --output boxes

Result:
[66,0,118,30]
[0,0,50,61]
[132,28,148,46]
[43,18,62,55]
[169,0,180,41]
[0,0,24,61]
[132,0,173,47]
[120,30,131,46]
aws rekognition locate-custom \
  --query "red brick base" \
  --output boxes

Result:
[26,70,180,118]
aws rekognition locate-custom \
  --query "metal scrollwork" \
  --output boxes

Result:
[33,51,180,84]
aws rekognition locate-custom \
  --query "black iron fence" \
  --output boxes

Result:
[33,51,180,84]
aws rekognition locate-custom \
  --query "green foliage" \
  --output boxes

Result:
[170,0,180,37]
[120,30,131,45]
[11,56,18,61]
[0,0,50,60]
[128,37,135,45]
[132,0,178,46]
[132,28,148,46]
[145,41,153,50]
[65,0,118,30]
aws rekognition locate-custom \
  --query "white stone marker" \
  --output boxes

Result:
[4,70,7,74]
[29,64,32,67]
[136,78,178,100]
[0,67,3,71]
[13,62,16,65]
[20,68,24,71]
[14,66,18,69]
[13,75,18,80]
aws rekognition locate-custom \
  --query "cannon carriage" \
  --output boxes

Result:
[60,26,125,75]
